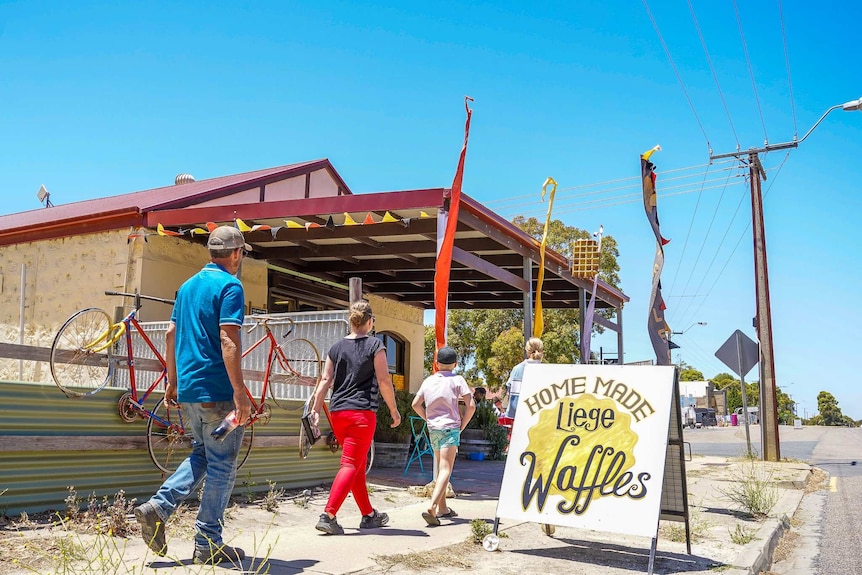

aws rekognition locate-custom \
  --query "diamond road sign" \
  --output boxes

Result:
[715,330,759,378]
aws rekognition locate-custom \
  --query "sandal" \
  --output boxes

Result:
[438,508,458,518]
[422,511,441,526]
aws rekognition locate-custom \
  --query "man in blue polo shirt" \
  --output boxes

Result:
[134,225,253,566]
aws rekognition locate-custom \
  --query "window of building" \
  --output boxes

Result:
[375,332,406,389]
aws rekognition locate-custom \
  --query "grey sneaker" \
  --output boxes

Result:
[134,502,166,556]
[359,509,390,529]
[193,543,246,565]
[315,513,344,535]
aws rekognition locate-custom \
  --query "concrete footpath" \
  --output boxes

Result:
[95,452,812,575]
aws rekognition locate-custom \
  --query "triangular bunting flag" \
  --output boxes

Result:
[206,222,218,232]
[305,222,321,230]
[285,220,304,228]
[363,213,376,225]
[189,227,208,235]
[381,211,399,223]
[325,216,336,229]
[269,227,282,239]
[157,223,182,237]
[343,213,358,225]
[420,211,431,218]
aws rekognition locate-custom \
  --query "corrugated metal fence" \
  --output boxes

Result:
[0,311,350,516]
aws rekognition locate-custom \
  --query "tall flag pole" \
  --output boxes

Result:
[581,225,603,363]
[533,177,557,338]
[641,145,672,365]
[434,97,474,358]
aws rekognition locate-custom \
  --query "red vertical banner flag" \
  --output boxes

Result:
[641,146,672,366]
[434,97,474,356]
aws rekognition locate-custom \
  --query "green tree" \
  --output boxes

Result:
[817,391,845,426]
[713,373,759,413]
[431,216,621,392]
[680,367,705,381]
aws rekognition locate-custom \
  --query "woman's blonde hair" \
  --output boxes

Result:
[348,300,374,329]
[526,337,544,360]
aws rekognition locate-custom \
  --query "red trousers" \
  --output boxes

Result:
[324,409,375,517]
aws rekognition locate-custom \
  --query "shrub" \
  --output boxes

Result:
[375,389,415,443]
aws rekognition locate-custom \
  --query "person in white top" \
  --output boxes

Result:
[505,337,544,418]
[412,346,476,526]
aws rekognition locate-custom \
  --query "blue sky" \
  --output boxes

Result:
[1,1,860,419]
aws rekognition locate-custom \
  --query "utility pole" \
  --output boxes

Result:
[749,152,780,460]
[711,96,861,462]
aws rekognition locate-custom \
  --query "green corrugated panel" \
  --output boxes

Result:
[0,381,339,515]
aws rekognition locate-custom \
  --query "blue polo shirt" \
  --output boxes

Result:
[171,263,245,403]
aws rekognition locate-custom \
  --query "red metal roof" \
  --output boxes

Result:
[0,159,346,246]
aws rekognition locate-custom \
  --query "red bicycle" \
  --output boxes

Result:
[50,291,322,472]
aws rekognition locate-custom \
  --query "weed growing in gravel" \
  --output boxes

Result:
[719,461,778,518]
[729,523,756,545]
[260,480,284,513]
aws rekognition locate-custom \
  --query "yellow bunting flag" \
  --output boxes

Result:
[343,213,358,225]
[157,223,182,237]
[533,177,557,338]
[235,218,253,232]
[381,211,399,223]
[189,227,208,235]
[285,220,304,228]
[420,211,431,218]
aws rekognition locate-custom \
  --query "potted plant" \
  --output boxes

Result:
[373,389,415,468]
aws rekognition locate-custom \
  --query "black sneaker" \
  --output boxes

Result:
[315,513,344,535]
[359,509,390,529]
[134,502,167,556]
[193,543,246,565]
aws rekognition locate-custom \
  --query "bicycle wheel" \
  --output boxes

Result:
[268,338,322,410]
[147,398,192,473]
[147,398,255,473]
[50,308,114,397]
[236,423,255,471]
[365,440,375,474]
[299,419,311,459]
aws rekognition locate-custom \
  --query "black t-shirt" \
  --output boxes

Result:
[328,336,385,412]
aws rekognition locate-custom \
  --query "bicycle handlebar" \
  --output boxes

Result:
[245,315,295,337]
[105,290,176,306]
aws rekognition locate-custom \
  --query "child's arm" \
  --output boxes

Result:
[460,393,476,431]
[411,391,427,420]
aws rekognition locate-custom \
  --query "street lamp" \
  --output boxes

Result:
[669,321,706,365]
[711,96,861,461]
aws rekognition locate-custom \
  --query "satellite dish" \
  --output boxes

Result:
[36,185,53,207]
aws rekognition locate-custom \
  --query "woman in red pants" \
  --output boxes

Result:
[308,300,401,534]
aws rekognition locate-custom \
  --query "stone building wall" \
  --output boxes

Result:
[0,229,268,382]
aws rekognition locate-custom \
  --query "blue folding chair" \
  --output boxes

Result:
[404,416,435,474]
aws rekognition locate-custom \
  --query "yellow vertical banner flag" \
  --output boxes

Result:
[533,177,557,338]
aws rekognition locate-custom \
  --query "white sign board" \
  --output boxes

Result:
[496,364,676,539]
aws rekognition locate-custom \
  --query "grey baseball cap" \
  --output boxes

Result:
[207,226,251,251]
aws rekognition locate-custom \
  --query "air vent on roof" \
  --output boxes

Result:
[175,173,196,185]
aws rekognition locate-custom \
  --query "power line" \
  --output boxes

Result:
[642,0,712,154]
[679,153,791,326]
[777,0,798,139]
[687,0,740,150]
[733,0,769,144]
[667,163,711,299]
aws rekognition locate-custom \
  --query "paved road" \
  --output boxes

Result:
[807,428,862,575]
[682,424,826,460]
[703,425,862,575]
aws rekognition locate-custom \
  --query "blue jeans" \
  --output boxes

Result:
[506,394,519,418]
[146,401,244,549]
